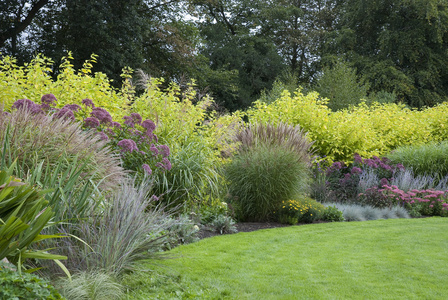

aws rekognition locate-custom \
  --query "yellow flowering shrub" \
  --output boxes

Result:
[276,197,325,224]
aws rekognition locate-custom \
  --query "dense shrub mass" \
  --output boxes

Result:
[276,197,326,224]
[224,122,313,222]
[246,90,448,162]
[0,104,125,192]
[387,142,448,179]
[0,261,63,300]
[3,52,448,298]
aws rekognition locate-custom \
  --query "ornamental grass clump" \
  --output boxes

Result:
[387,142,448,180]
[224,122,314,221]
[46,178,179,277]
[0,103,125,192]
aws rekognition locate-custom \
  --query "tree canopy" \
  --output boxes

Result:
[1,0,447,110]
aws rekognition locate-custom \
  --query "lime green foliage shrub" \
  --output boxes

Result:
[0,163,66,270]
[277,197,326,224]
[322,205,345,222]
[387,142,448,179]
[0,53,130,118]
[1,54,241,212]
[224,122,313,221]
[246,90,448,163]
[0,261,63,300]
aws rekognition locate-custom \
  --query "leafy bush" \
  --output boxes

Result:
[246,90,448,163]
[358,186,394,208]
[210,215,238,235]
[0,261,63,299]
[0,163,66,270]
[381,185,448,217]
[224,122,313,221]
[325,154,404,203]
[277,197,325,224]
[56,270,123,300]
[164,215,200,249]
[322,205,345,222]
[387,142,448,180]
[0,53,130,118]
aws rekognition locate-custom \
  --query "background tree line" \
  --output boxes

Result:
[1,0,447,111]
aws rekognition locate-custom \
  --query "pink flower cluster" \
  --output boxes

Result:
[380,185,448,213]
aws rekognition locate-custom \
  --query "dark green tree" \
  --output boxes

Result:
[193,0,286,111]
[0,0,51,61]
[257,0,341,84]
[332,0,448,107]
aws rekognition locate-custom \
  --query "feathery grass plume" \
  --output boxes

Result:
[235,122,314,165]
[225,122,314,221]
[390,168,448,192]
[56,271,124,300]
[0,106,125,192]
[47,178,179,276]
[387,142,448,180]
[358,168,380,193]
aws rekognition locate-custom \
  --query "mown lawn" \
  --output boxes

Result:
[123,218,448,299]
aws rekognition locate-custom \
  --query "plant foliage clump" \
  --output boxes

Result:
[0,261,63,300]
[224,122,313,221]
[387,142,448,180]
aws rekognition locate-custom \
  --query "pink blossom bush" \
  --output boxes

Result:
[379,185,448,217]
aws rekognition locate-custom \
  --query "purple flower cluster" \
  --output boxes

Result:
[91,107,112,125]
[84,117,100,128]
[82,98,95,108]
[63,104,82,112]
[12,99,43,115]
[141,119,156,132]
[54,107,75,120]
[41,94,57,111]
[142,163,152,175]
[131,113,142,125]
[156,158,172,171]
[117,139,139,153]
[158,145,170,158]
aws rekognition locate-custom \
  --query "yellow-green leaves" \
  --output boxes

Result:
[246,90,448,163]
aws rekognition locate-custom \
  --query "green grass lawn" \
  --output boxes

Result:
[123,218,448,299]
